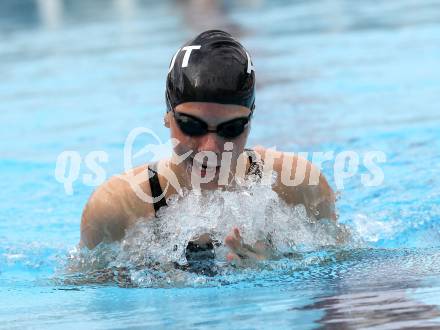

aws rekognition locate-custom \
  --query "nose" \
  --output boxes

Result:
[196,132,222,154]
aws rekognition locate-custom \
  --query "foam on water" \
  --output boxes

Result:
[64,179,353,287]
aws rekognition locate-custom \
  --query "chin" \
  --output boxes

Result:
[198,183,218,191]
[199,178,223,190]
[191,169,222,190]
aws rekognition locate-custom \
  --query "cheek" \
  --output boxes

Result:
[170,124,195,155]
[232,129,249,150]
[227,131,249,161]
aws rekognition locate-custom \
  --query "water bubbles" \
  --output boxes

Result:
[65,181,353,287]
[351,213,404,243]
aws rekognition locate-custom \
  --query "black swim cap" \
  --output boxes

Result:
[166,30,255,112]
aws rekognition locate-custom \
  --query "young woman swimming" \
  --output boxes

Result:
[80,30,337,264]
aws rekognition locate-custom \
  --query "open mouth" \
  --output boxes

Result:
[201,163,220,170]
[189,156,221,173]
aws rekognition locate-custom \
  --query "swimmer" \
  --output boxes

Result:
[80,30,337,264]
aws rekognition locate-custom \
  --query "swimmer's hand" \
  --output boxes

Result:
[224,227,272,265]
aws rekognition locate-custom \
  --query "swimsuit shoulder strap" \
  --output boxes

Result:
[147,163,168,216]
[245,148,264,178]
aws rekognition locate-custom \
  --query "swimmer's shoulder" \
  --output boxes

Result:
[253,145,309,173]
[252,146,336,221]
[80,163,156,249]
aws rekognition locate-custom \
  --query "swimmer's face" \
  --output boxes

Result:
[165,102,251,186]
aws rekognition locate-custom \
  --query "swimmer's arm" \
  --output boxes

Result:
[80,174,154,249]
[224,149,337,264]
[80,184,128,249]
[256,148,336,221]
[279,154,336,220]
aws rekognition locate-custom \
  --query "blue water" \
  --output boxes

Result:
[1,0,440,328]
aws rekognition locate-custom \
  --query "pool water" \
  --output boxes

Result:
[1,0,440,328]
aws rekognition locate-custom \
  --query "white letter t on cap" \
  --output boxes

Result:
[181,45,201,68]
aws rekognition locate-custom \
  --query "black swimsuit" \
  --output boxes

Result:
[147,149,263,275]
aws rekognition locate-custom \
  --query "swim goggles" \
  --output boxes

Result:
[172,109,252,139]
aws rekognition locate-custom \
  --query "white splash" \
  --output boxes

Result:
[351,213,404,243]
[66,179,352,287]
